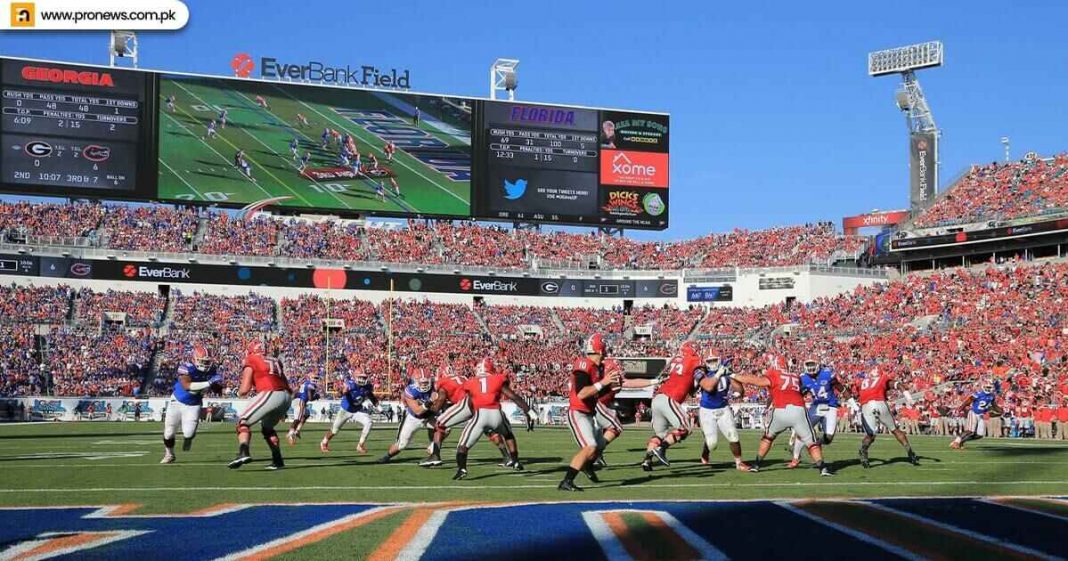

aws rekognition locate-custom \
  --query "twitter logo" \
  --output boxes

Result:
[503,178,527,200]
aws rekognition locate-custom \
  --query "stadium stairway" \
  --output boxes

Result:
[683,306,710,342]
[191,215,210,248]
[548,309,567,335]
[471,306,494,341]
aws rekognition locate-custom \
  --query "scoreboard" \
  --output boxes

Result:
[476,102,670,228]
[0,56,669,230]
[0,60,150,194]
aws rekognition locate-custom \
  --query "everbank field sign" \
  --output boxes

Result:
[230,52,411,89]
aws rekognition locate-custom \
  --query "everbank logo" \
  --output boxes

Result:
[601,150,669,188]
[232,52,411,89]
[460,278,518,293]
[122,264,191,279]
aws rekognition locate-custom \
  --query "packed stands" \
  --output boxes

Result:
[0,201,865,270]
[75,288,165,327]
[914,153,1068,228]
[0,284,71,323]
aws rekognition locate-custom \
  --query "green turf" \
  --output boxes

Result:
[157,76,471,216]
[1,422,1066,511]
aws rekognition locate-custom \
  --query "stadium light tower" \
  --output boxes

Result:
[109,30,139,68]
[869,41,943,212]
[490,58,519,100]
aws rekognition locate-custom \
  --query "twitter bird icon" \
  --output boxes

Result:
[503,178,527,200]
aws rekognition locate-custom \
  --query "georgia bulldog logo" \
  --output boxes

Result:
[459,278,472,291]
[122,264,137,278]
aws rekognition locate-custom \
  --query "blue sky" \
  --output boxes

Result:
[1,0,1066,241]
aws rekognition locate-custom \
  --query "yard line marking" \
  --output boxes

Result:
[394,509,449,561]
[167,86,311,205]
[159,157,206,201]
[581,511,633,561]
[2,480,1068,493]
[269,83,469,206]
[228,86,419,215]
[778,501,925,561]
[979,498,1068,523]
[160,110,278,202]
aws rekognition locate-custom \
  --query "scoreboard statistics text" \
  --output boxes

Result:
[0,60,149,194]
[476,103,670,229]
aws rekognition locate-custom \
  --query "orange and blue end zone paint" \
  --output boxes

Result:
[1,498,1066,560]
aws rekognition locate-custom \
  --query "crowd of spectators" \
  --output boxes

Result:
[914,153,1068,228]
[0,201,866,270]
[0,259,1065,438]
[76,288,165,327]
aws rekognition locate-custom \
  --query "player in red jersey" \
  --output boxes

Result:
[383,140,396,161]
[640,341,703,472]
[421,363,513,467]
[592,358,661,472]
[732,354,832,476]
[857,365,919,467]
[452,358,534,481]
[560,335,616,490]
[228,339,292,470]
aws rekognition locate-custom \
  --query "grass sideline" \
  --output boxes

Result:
[2,421,1067,510]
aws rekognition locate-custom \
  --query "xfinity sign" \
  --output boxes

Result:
[258,57,411,89]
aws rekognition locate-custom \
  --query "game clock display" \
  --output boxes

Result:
[0,59,148,193]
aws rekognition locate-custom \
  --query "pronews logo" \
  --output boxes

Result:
[122,264,191,279]
[237,53,412,89]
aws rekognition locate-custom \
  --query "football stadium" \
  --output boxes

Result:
[1,2,1068,560]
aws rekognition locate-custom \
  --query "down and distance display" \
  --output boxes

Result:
[1,60,146,191]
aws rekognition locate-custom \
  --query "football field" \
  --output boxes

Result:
[157,76,472,216]
[1,422,1067,560]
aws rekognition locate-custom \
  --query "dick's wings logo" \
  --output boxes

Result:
[600,150,669,188]
[602,190,643,216]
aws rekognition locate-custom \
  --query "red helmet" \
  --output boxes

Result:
[245,339,264,358]
[192,345,212,370]
[584,334,607,356]
[680,341,698,358]
[475,358,495,378]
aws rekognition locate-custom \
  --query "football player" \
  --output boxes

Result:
[161,346,223,464]
[641,341,703,472]
[951,379,999,449]
[287,376,320,445]
[289,137,300,161]
[384,140,396,161]
[592,357,659,469]
[165,94,176,113]
[453,358,535,481]
[857,366,920,467]
[788,358,847,468]
[560,335,619,491]
[204,119,218,140]
[298,151,312,173]
[218,108,228,129]
[228,340,292,470]
[732,354,833,476]
[378,368,436,464]
[696,353,752,471]
[295,112,309,128]
[321,370,378,454]
[254,95,269,110]
[422,363,515,468]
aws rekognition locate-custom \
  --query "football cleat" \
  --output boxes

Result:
[859,448,870,469]
[452,468,467,481]
[787,458,801,469]
[907,451,920,466]
[558,479,584,492]
[227,454,252,469]
[357,443,368,454]
[287,432,298,446]
[820,466,834,477]
[419,456,443,468]
[735,461,753,472]
[159,453,175,464]
[949,440,960,450]
[700,448,710,465]
[650,447,671,467]
[320,439,330,453]
[748,465,760,473]
[511,462,524,472]
[593,456,608,468]
[265,462,285,471]
[181,438,193,452]
[583,467,600,483]
[377,455,392,464]
[641,460,653,472]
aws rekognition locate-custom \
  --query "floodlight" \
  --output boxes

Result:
[868,41,943,77]
[490,58,520,101]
